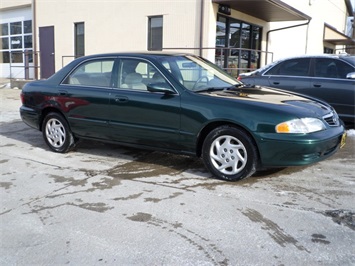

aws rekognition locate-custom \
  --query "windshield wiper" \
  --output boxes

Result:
[194,87,226,93]
[194,83,244,93]
[226,83,245,90]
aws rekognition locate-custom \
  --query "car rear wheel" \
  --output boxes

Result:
[42,112,75,153]
[202,126,258,181]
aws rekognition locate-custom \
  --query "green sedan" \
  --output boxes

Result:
[20,53,346,181]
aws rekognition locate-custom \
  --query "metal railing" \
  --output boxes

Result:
[335,46,355,55]
[9,50,40,80]
[162,47,274,76]
[62,55,81,68]
[61,48,273,77]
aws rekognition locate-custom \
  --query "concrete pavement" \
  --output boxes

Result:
[1,88,354,265]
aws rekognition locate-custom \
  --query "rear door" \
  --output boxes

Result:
[108,57,181,150]
[311,57,355,122]
[60,57,116,139]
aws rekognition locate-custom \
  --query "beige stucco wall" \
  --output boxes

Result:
[34,0,272,71]
[268,0,350,60]
[35,0,209,70]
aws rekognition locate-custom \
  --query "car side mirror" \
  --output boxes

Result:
[346,72,355,79]
[147,83,175,94]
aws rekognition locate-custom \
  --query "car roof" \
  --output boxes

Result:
[274,54,355,64]
[77,51,195,60]
[276,54,353,59]
[256,54,355,72]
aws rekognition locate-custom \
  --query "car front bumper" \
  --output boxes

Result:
[255,127,345,167]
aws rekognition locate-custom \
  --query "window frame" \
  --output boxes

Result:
[74,22,85,58]
[0,20,33,64]
[114,57,175,92]
[313,58,355,79]
[216,14,263,74]
[264,58,311,77]
[148,16,163,51]
[62,57,115,88]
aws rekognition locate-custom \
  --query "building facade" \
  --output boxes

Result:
[0,0,33,79]
[1,0,354,79]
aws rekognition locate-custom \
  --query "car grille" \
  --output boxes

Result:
[323,112,340,126]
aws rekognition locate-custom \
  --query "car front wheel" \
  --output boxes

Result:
[202,126,258,181]
[42,112,75,153]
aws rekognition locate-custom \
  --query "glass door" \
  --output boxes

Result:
[215,14,262,77]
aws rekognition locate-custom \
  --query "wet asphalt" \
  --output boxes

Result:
[1,88,354,265]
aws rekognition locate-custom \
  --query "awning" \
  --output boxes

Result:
[324,24,355,45]
[213,0,311,22]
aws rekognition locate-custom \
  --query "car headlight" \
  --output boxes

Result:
[276,118,326,133]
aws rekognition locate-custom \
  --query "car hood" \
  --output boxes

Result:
[199,86,333,117]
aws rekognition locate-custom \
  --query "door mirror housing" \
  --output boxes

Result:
[147,83,175,94]
[346,72,355,79]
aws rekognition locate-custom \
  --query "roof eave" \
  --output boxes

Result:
[212,0,311,22]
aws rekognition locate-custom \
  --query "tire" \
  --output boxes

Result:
[42,112,75,153]
[202,125,258,181]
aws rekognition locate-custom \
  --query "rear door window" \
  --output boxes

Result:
[63,59,115,87]
[314,58,354,79]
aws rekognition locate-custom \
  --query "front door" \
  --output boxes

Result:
[109,58,181,150]
[39,26,55,78]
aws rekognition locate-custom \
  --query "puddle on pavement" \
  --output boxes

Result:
[0,181,13,189]
[241,208,310,252]
[311,234,330,244]
[126,211,229,265]
[107,151,205,179]
[323,209,355,230]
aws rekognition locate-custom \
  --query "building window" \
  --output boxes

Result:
[11,36,22,49]
[1,23,9,36]
[0,20,33,64]
[24,35,32,48]
[148,16,163,51]
[1,37,9,49]
[24,20,32,34]
[215,14,262,76]
[75,22,85,57]
[10,22,22,35]
[324,47,333,54]
[1,51,9,64]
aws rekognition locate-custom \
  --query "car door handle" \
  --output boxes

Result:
[272,82,280,85]
[115,96,129,103]
[313,84,322,88]
[59,90,68,96]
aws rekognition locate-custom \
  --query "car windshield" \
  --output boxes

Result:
[157,55,242,92]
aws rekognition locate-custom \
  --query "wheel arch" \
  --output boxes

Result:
[196,122,261,165]
[39,107,68,132]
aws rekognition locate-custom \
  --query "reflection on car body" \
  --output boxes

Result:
[20,52,346,181]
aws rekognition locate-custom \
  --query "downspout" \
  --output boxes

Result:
[199,0,205,56]
[32,0,38,79]
[265,19,311,64]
